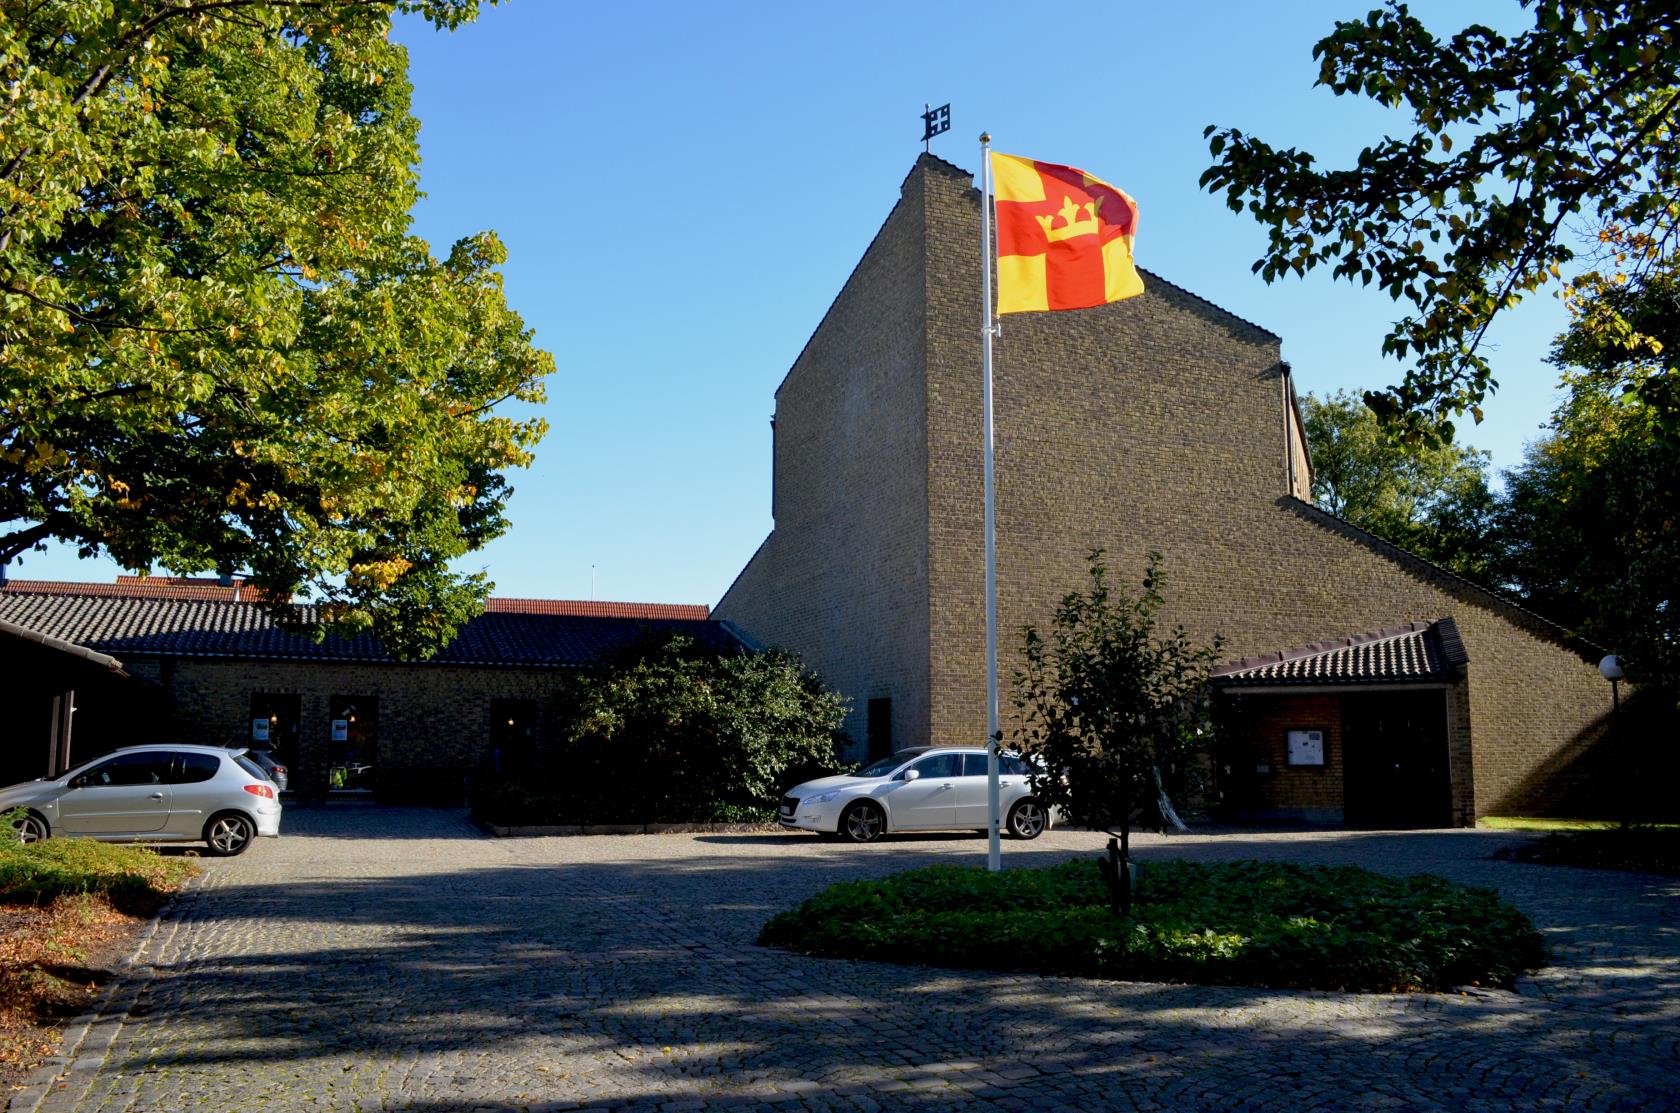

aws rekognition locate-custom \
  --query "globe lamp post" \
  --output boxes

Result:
[1598,654,1626,828]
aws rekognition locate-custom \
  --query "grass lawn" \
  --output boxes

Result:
[0,830,198,1087]
[1479,816,1620,831]
[759,859,1546,993]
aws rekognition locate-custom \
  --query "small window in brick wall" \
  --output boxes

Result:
[328,696,377,792]
[867,698,892,761]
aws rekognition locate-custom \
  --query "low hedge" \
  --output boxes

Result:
[758,859,1546,992]
[0,830,198,914]
[1500,826,1680,875]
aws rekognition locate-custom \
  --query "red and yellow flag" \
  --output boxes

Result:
[991,152,1143,314]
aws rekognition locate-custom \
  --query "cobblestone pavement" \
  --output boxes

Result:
[16,808,1678,1112]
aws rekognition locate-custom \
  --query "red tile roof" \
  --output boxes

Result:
[0,577,283,602]
[484,598,709,620]
[0,579,707,619]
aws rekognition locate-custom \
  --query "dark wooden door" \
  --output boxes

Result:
[1341,690,1452,828]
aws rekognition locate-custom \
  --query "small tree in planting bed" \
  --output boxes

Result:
[1013,551,1222,913]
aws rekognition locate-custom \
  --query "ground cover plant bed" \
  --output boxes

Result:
[1499,826,1680,875]
[0,830,197,1091]
[759,859,1546,992]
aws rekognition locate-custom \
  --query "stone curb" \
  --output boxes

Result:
[5,871,203,1113]
[474,819,788,838]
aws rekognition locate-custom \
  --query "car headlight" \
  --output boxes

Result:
[806,790,842,805]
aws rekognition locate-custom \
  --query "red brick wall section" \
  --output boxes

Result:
[1218,693,1346,823]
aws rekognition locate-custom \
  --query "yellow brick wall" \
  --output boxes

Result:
[718,155,1615,819]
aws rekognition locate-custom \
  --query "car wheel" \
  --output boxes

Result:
[1007,799,1047,840]
[12,811,48,845]
[840,801,885,843]
[202,812,256,857]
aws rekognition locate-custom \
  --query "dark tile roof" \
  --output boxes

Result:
[1211,618,1467,687]
[0,590,739,668]
[0,616,127,675]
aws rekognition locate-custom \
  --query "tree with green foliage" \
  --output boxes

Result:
[0,0,553,658]
[1012,552,1222,908]
[1302,390,1499,578]
[534,636,848,824]
[1201,1,1680,440]
[1495,371,1678,695]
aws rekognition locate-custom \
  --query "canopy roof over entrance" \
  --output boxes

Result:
[1212,618,1467,688]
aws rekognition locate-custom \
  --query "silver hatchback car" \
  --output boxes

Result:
[0,744,282,856]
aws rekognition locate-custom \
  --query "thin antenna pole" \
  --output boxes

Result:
[980,133,1002,873]
[591,565,596,602]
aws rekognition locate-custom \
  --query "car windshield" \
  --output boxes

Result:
[855,752,919,778]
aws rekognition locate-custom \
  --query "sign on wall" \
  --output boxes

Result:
[1287,729,1324,766]
[331,719,349,742]
[252,718,270,742]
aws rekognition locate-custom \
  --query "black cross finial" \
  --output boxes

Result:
[922,103,950,152]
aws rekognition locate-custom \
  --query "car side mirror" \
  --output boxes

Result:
[901,768,920,782]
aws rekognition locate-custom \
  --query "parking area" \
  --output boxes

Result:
[16,808,1679,1112]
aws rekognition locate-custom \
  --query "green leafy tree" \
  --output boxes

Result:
[1495,365,1678,697]
[1012,551,1222,907]
[1303,390,1499,577]
[547,636,849,823]
[1201,1,1680,439]
[0,1,553,658]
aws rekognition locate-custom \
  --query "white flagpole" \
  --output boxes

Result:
[980,133,1002,873]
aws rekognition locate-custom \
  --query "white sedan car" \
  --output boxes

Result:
[1,744,282,856]
[779,746,1052,842]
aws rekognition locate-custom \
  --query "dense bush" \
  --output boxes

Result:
[0,819,197,914]
[759,859,1546,992]
[472,635,847,825]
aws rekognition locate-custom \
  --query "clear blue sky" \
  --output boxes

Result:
[20,0,1569,605]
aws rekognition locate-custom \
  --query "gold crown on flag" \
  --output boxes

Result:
[1035,195,1102,243]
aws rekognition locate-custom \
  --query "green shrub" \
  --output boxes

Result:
[0,817,197,914]
[759,859,1546,992]
[473,634,847,826]
[1501,826,1680,875]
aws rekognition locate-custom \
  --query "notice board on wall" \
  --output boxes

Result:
[1287,729,1324,766]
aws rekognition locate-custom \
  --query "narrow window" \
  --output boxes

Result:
[867,698,892,761]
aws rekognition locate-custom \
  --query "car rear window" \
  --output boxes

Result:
[234,755,269,782]
[173,752,221,784]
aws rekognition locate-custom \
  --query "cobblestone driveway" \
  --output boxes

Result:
[17,808,1679,1112]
